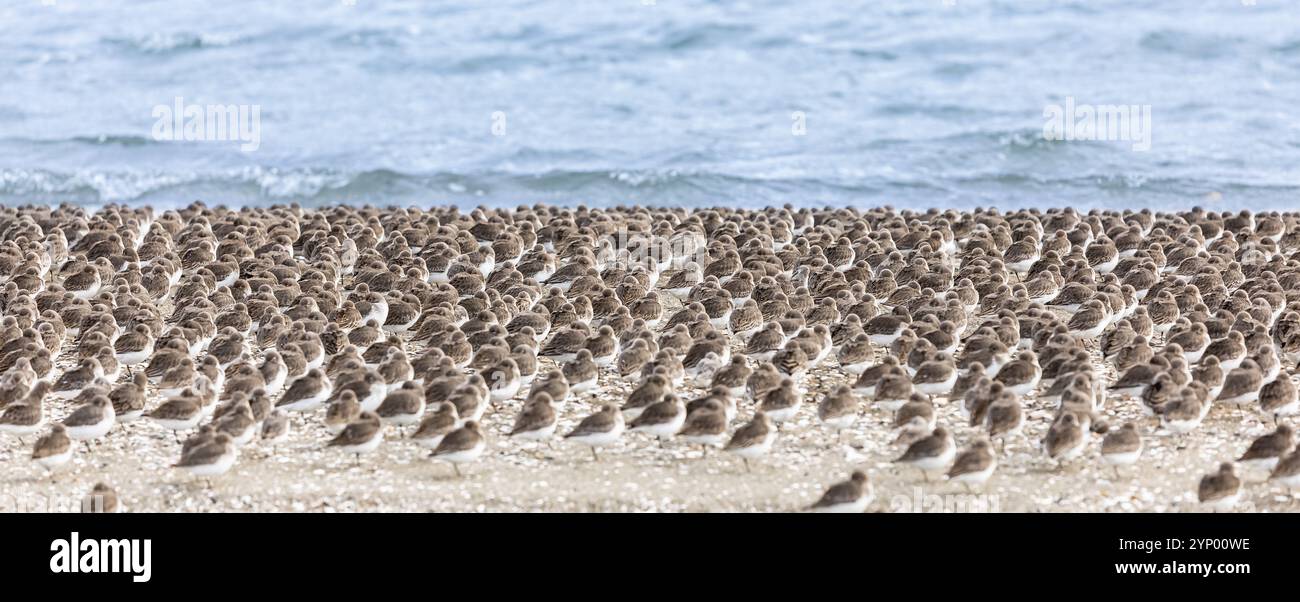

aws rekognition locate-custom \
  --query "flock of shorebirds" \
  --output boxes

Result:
[1,202,1300,512]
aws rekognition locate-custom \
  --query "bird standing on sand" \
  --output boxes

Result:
[81,483,118,513]
[174,433,238,487]
[895,426,955,482]
[31,424,73,475]
[725,412,776,472]
[326,411,383,466]
[1100,422,1143,478]
[947,438,996,492]
[432,420,487,476]
[629,394,686,446]
[565,404,624,461]
[809,470,872,513]
[411,402,459,450]
[1198,462,1241,511]
[509,393,558,443]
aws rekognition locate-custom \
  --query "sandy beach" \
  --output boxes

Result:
[3,299,1289,514]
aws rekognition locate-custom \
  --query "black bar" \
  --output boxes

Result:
[0,513,1277,590]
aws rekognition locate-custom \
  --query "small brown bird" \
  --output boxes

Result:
[326,411,383,466]
[1042,413,1086,466]
[411,402,459,450]
[430,420,487,476]
[895,426,955,482]
[509,393,558,443]
[31,424,73,475]
[809,470,872,513]
[1197,462,1241,511]
[725,412,776,472]
[1100,422,1142,478]
[80,482,119,513]
[946,438,996,492]
[1237,424,1294,472]
[564,404,624,461]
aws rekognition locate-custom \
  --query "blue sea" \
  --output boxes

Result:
[1,0,1298,209]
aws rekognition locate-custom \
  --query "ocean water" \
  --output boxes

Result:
[1,0,1298,210]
